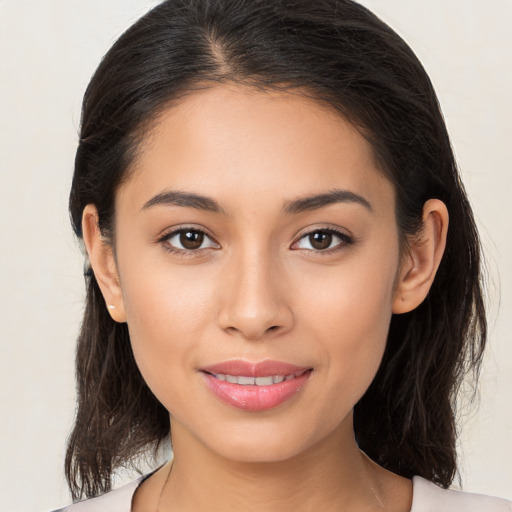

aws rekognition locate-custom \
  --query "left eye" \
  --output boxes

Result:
[164,229,218,251]
[294,230,350,251]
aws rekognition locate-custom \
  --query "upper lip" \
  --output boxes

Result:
[201,359,311,377]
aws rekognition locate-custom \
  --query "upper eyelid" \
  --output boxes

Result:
[158,227,220,256]
[157,225,352,249]
[293,225,352,241]
[291,227,354,250]
[158,225,217,242]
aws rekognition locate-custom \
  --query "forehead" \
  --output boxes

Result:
[119,84,394,214]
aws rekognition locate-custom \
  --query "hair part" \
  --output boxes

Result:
[67,0,486,500]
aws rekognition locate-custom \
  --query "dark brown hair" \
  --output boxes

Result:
[66,0,486,500]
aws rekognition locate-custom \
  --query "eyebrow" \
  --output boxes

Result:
[141,188,372,215]
[142,191,226,214]
[283,189,372,214]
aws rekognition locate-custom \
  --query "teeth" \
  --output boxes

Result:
[213,372,305,386]
[255,376,273,386]
[238,376,255,385]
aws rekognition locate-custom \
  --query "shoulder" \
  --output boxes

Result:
[411,476,512,512]
[51,476,144,512]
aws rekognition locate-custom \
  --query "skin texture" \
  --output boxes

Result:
[83,85,448,511]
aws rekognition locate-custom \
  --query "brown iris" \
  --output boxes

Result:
[180,230,204,250]
[308,231,333,250]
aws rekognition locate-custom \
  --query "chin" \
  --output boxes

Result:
[213,439,308,465]
[183,412,346,466]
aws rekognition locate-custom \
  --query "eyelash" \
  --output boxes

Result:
[157,227,219,257]
[291,227,354,255]
[157,226,354,257]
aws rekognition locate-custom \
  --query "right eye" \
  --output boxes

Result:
[160,228,219,253]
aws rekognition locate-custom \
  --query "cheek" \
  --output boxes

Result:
[322,285,391,374]
[121,248,218,329]
[119,262,216,402]
[302,250,398,403]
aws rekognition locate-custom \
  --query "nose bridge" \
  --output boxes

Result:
[218,242,292,339]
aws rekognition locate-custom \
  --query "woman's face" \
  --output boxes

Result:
[111,85,402,462]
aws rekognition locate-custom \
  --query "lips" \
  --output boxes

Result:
[200,360,312,411]
[211,373,302,385]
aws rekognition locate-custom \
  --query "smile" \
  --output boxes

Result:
[200,361,312,411]
[210,371,307,386]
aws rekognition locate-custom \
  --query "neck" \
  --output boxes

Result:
[153,416,409,512]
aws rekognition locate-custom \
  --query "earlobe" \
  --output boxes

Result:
[82,204,127,323]
[392,199,449,314]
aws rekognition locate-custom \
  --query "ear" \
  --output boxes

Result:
[82,204,127,323]
[392,199,449,314]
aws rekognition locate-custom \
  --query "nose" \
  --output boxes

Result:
[217,248,294,340]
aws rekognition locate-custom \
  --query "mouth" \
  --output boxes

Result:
[205,369,309,386]
[200,361,313,412]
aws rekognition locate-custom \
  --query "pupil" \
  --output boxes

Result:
[310,231,332,250]
[180,231,203,250]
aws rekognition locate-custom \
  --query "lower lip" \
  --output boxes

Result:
[202,371,312,412]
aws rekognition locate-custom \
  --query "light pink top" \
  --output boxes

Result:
[55,475,512,511]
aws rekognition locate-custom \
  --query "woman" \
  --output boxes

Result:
[55,0,511,510]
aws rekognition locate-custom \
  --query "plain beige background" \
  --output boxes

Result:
[0,1,511,510]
